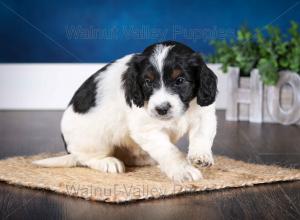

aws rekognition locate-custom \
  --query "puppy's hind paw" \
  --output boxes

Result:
[87,157,125,173]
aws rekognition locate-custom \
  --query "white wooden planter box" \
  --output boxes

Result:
[225,67,300,125]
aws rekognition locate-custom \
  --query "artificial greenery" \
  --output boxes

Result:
[208,21,300,85]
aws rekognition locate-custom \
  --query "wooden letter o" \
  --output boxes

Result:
[267,71,300,125]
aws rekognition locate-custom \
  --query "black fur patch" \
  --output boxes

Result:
[196,64,218,106]
[69,63,112,113]
[122,55,145,108]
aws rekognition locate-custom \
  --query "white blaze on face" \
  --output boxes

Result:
[149,44,174,74]
[147,44,184,119]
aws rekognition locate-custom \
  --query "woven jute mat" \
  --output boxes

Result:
[0,153,299,203]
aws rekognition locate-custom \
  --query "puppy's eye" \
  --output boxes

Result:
[175,77,185,85]
[145,79,153,87]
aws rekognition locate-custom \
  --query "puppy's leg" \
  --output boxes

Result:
[131,131,202,182]
[32,154,78,167]
[71,151,125,174]
[33,146,125,173]
[187,104,217,167]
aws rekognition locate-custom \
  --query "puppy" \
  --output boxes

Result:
[33,41,217,182]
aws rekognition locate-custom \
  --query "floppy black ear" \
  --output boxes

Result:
[122,55,145,108]
[189,53,218,106]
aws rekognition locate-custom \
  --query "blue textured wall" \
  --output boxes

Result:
[0,0,299,63]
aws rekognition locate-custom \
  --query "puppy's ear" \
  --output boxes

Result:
[189,53,218,106]
[122,54,145,108]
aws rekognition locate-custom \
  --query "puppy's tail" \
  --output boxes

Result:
[32,154,78,168]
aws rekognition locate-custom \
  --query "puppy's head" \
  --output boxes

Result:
[123,41,217,120]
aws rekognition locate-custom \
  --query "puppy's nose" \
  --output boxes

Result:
[155,102,171,115]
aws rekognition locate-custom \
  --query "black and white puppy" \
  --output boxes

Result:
[33,41,217,182]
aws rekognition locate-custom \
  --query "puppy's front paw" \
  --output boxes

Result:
[188,151,214,167]
[164,162,203,182]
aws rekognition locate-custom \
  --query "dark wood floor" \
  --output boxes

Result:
[0,110,299,220]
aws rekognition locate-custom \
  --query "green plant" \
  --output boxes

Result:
[208,21,300,85]
[287,21,300,72]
